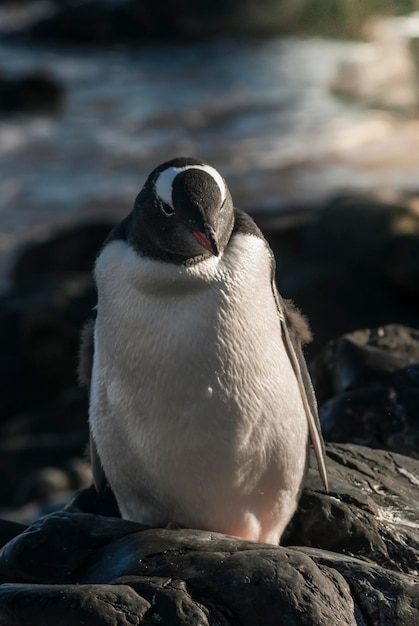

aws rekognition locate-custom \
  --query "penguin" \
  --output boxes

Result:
[80,157,328,545]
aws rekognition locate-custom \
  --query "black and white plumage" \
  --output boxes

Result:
[81,157,328,545]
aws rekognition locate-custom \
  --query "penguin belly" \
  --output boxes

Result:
[90,234,309,544]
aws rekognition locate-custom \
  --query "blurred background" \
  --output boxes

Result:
[1,0,419,523]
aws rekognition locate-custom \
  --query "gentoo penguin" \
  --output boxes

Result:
[80,157,328,545]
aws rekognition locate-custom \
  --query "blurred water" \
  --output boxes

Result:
[1,35,419,286]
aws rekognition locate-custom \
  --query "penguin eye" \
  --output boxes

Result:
[160,202,175,216]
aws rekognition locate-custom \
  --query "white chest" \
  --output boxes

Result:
[92,233,299,429]
[89,233,308,535]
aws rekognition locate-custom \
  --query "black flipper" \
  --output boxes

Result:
[273,284,328,490]
[90,431,108,494]
[233,207,328,490]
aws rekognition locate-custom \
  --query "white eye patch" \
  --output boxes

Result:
[154,164,226,210]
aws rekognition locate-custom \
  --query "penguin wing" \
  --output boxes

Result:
[274,287,329,491]
[79,317,108,494]
[232,208,328,490]
[89,431,107,494]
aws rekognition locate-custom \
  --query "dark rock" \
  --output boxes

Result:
[0,443,90,512]
[12,222,114,285]
[382,233,419,303]
[0,583,151,625]
[0,273,95,498]
[12,459,91,507]
[256,196,419,357]
[0,511,145,584]
[65,484,121,519]
[0,223,114,512]
[0,444,418,624]
[5,222,113,399]
[319,386,419,457]
[285,444,419,575]
[18,279,93,388]
[311,324,419,402]
[0,224,115,509]
[0,520,26,550]
[310,324,419,457]
[0,387,90,508]
[0,276,96,414]
[0,70,63,114]
[0,223,113,413]
[0,388,88,437]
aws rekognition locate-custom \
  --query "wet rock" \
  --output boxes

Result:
[285,444,419,576]
[0,444,418,624]
[311,324,419,457]
[0,511,144,584]
[0,70,63,114]
[0,583,151,626]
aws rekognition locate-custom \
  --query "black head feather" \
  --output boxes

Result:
[126,157,235,264]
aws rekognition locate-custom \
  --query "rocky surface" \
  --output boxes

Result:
[0,443,418,624]
[311,324,419,458]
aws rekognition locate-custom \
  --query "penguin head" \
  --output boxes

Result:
[132,157,234,263]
